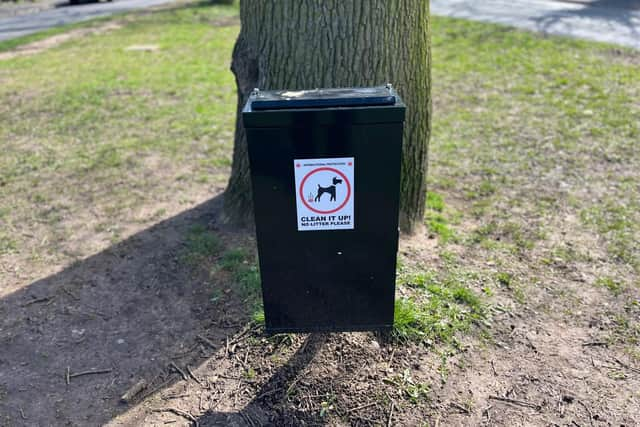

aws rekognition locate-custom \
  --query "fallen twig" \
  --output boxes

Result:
[488,395,541,410]
[186,365,202,385]
[482,405,492,422]
[228,324,257,346]
[490,360,498,376]
[387,401,395,427]
[152,408,199,427]
[163,393,189,400]
[65,367,70,386]
[120,379,148,403]
[577,399,594,427]
[614,357,640,374]
[450,401,470,414]
[388,348,396,366]
[138,376,174,401]
[210,387,233,410]
[69,369,112,379]
[234,381,243,406]
[347,401,378,413]
[196,334,217,349]
[582,341,607,347]
[19,407,27,420]
[61,287,79,301]
[169,362,188,381]
[21,296,52,307]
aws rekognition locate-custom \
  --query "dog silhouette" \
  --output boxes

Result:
[315,176,342,202]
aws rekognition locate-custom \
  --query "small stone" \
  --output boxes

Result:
[370,340,380,350]
[116,339,125,345]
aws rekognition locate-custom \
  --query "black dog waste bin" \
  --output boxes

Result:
[243,85,405,333]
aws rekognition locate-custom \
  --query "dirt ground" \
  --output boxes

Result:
[1,196,638,426]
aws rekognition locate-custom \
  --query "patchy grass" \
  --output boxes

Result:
[430,17,639,270]
[393,16,640,357]
[427,16,639,318]
[425,191,457,243]
[0,1,239,281]
[384,369,431,404]
[581,199,640,271]
[394,266,488,346]
[595,276,625,296]
[218,246,262,315]
[180,224,221,265]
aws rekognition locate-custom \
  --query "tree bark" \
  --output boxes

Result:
[224,0,431,233]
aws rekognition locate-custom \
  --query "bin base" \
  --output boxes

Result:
[265,324,393,335]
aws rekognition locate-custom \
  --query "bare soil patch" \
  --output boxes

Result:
[0,22,121,60]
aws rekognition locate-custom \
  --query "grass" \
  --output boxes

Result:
[394,265,488,346]
[595,276,625,296]
[425,191,456,243]
[181,224,221,265]
[399,17,639,346]
[218,246,262,316]
[429,17,640,269]
[0,1,239,268]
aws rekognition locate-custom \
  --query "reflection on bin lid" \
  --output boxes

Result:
[251,85,396,110]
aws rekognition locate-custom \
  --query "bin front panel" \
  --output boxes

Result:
[246,119,402,333]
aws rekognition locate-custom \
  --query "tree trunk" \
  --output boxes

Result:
[224,0,431,234]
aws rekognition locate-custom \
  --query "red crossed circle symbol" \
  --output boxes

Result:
[299,167,351,214]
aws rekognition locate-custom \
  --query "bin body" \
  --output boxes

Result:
[243,86,405,333]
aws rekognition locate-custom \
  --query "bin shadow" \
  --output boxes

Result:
[0,195,248,426]
[196,333,329,426]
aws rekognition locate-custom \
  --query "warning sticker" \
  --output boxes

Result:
[293,157,354,231]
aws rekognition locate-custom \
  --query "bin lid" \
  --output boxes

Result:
[243,85,405,127]
[251,86,396,110]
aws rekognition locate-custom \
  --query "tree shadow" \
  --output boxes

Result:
[196,333,329,427]
[0,195,249,426]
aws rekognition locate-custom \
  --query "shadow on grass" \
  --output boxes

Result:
[0,195,249,425]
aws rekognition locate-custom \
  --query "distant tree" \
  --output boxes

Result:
[224,0,431,234]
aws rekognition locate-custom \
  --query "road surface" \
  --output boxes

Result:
[2,0,639,49]
[0,0,175,42]
[431,0,640,49]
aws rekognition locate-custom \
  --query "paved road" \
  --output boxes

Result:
[0,0,175,42]
[431,0,640,49]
